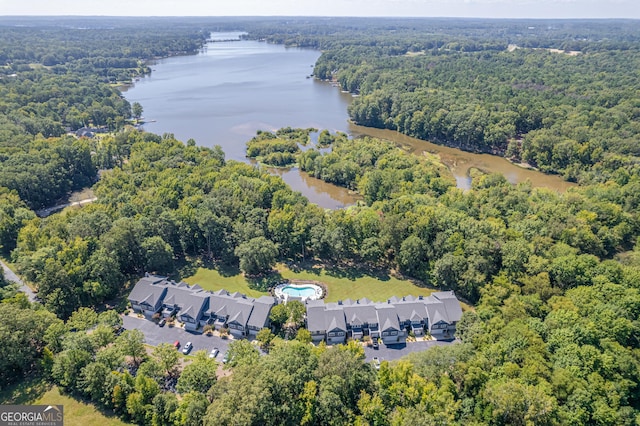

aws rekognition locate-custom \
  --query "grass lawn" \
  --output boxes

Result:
[183,267,269,298]
[183,262,441,304]
[36,387,131,426]
[277,263,435,303]
[0,376,130,426]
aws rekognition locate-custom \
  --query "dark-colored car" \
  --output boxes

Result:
[372,339,379,349]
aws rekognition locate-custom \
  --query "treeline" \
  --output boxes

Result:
[242,19,640,184]
[340,48,640,184]
[0,19,208,81]
[0,18,214,209]
[242,17,640,53]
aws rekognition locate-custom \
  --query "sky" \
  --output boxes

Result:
[1,0,638,19]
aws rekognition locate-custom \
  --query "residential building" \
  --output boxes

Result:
[304,291,463,345]
[128,274,277,336]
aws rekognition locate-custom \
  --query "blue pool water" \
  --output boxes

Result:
[281,286,317,298]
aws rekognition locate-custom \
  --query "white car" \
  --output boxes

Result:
[372,356,381,370]
[182,341,193,354]
[209,347,220,358]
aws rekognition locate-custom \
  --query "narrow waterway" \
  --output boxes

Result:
[349,124,576,192]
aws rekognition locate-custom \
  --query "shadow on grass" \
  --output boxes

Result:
[173,258,239,282]
[288,259,391,282]
[173,257,201,281]
[0,375,50,405]
[287,260,322,275]
[246,270,284,292]
[217,263,241,278]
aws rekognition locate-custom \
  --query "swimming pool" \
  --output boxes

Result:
[274,282,324,302]
[281,285,317,298]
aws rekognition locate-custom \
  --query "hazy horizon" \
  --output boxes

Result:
[2,0,639,20]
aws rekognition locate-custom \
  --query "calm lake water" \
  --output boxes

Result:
[124,32,573,208]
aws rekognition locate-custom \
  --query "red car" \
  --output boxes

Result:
[173,340,180,349]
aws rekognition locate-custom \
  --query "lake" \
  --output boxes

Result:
[123,32,574,208]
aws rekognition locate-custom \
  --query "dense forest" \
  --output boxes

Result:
[1,16,640,425]
[246,18,640,184]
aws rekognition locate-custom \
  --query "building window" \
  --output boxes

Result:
[328,332,336,337]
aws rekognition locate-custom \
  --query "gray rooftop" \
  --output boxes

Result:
[128,276,169,307]
[325,306,347,332]
[424,297,449,326]
[226,298,255,327]
[376,305,401,332]
[307,302,330,332]
[164,282,210,320]
[394,300,428,323]
[431,291,463,322]
[343,303,378,327]
[247,296,277,330]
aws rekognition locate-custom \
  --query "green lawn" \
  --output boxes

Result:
[183,267,269,298]
[277,264,435,302]
[183,262,437,303]
[36,387,131,426]
[0,376,130,426]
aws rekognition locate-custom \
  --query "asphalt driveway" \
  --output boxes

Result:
[124,314,456,363]
[123,315,231,360]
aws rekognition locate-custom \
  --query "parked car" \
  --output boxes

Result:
[372,339,379,349]
[209,347,220,358]
[182,341,193,354]
[372,356,381,370]
[173,340,180,349]
[222,351,231,364]
[158,318,166,327]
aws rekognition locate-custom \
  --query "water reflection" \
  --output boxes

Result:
[269,167,361,210]
[349,124,576,192]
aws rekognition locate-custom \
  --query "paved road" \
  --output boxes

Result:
[36,197,97,218]
[1,260,37,302]
[124,314,456,363]
[123,315,231,360]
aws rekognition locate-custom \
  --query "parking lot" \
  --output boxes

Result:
[124,314,457,363]
[123,315,231,360]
